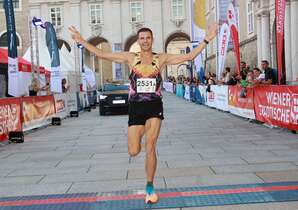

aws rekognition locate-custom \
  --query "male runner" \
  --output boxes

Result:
[69,24,217,203]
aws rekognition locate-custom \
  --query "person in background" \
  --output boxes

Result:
[62,78,70,93]
[29,78,40,96]
[260,60,277,85]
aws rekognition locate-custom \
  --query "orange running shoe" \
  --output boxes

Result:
[145,192,159,204]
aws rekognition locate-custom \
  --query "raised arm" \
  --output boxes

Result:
[159,23,218,68]
[68,26,134,64]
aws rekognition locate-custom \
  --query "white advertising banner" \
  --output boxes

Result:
[163,82,174,93]
[50,66,62,93]
[8,57,20,96]
[213,85,229,111]
[184,85,191,100]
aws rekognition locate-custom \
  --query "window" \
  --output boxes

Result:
[180,49,186,54]
[50,7,63,28]
[0,0,20,9]
[90,3,103,25]
[0,32,20,47]
[247,1,254,34]
[130,1,143,22]
[172,0,184,19]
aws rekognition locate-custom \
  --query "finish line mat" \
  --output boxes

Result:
[1,182,298,209]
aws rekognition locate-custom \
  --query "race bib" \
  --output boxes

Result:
[136,78,156,93]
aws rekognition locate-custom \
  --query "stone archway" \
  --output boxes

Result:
[124,34,138,52]
[85,36,112,88]
[164,32,191,79]
[164,32,190,52]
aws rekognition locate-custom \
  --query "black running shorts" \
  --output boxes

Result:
[128,99,164,126]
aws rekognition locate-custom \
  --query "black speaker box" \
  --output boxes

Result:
[70,111,79,117]
[9,132,24,143]
[52,117,61,126]
[84,106,91,112]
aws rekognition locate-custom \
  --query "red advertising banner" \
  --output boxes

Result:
[22,95,56,131]
[0,98,22,141]
[275,0,286,84]
[254,86,298,130]
[228,86,255,119]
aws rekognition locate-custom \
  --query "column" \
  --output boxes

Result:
[290,0,298,81]
[285,0,292,82]
[257,15,262,66]
[261,12,271,62]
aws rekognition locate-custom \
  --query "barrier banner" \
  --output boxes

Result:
[184,85,191,100]
[228,86,255,119]
[254,86,298,130]
[22,95,56,131]
[54,94,68,118]
[198,85,207,105]
[176,84,184,98]
[213,85,229,111]
[0,98,22,141]
[206,87,216,108]
[163,82,174,93]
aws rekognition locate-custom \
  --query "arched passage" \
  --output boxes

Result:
[85,36,113,88]
[164,31,191,79]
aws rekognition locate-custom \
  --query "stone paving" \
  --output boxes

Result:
[0,92,298,209]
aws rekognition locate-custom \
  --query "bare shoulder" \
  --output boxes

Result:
[157,53,168,64]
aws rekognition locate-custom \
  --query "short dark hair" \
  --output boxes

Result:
[225,67,231,72]
[261,60,269,65]
[253,67,261,72]
[137,28,153,37]
[240,61,246,65]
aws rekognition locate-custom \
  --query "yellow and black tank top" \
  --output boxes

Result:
[128,52,162,102]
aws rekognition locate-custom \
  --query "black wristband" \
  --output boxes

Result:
[203,39,209,45]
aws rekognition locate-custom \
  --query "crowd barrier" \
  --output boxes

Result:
[0,90,94,141]
[163,82,298,131]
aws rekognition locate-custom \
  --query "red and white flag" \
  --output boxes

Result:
[217,23,230,79]
[227,3,240,75]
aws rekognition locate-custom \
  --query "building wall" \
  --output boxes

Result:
[0,0,30,56]
[28,0,192,81]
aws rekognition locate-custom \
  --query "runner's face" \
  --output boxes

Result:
[138,32,153,51]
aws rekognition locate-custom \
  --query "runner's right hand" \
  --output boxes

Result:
[68,26,86,44]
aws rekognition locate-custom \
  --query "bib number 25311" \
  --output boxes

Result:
[136,78,156,93]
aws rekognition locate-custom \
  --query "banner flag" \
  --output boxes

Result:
[45,22,62,93]
[217,23,230,78]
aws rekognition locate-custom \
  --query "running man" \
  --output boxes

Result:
[69,24,218,203]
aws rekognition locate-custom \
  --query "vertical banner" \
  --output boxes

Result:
[217,23,230,78]
[45,22,62,93]
[191,0,206,77]
[275,0,286,84]
[216,0,235,78]
[4,0,20,96]
[227,3,241,75]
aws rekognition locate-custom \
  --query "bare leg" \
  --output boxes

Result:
[144,118,161,182]
[127,125,145,156]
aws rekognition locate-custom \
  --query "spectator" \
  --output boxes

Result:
[40,81,51,95]
[226,73,238,85]
[253,67,265,85]
[240,61,249,80]
[218,72,226,85]
[261,60,277,85]
[29,78,40,96]
[224,67,232,84]
[62,78,70,93]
